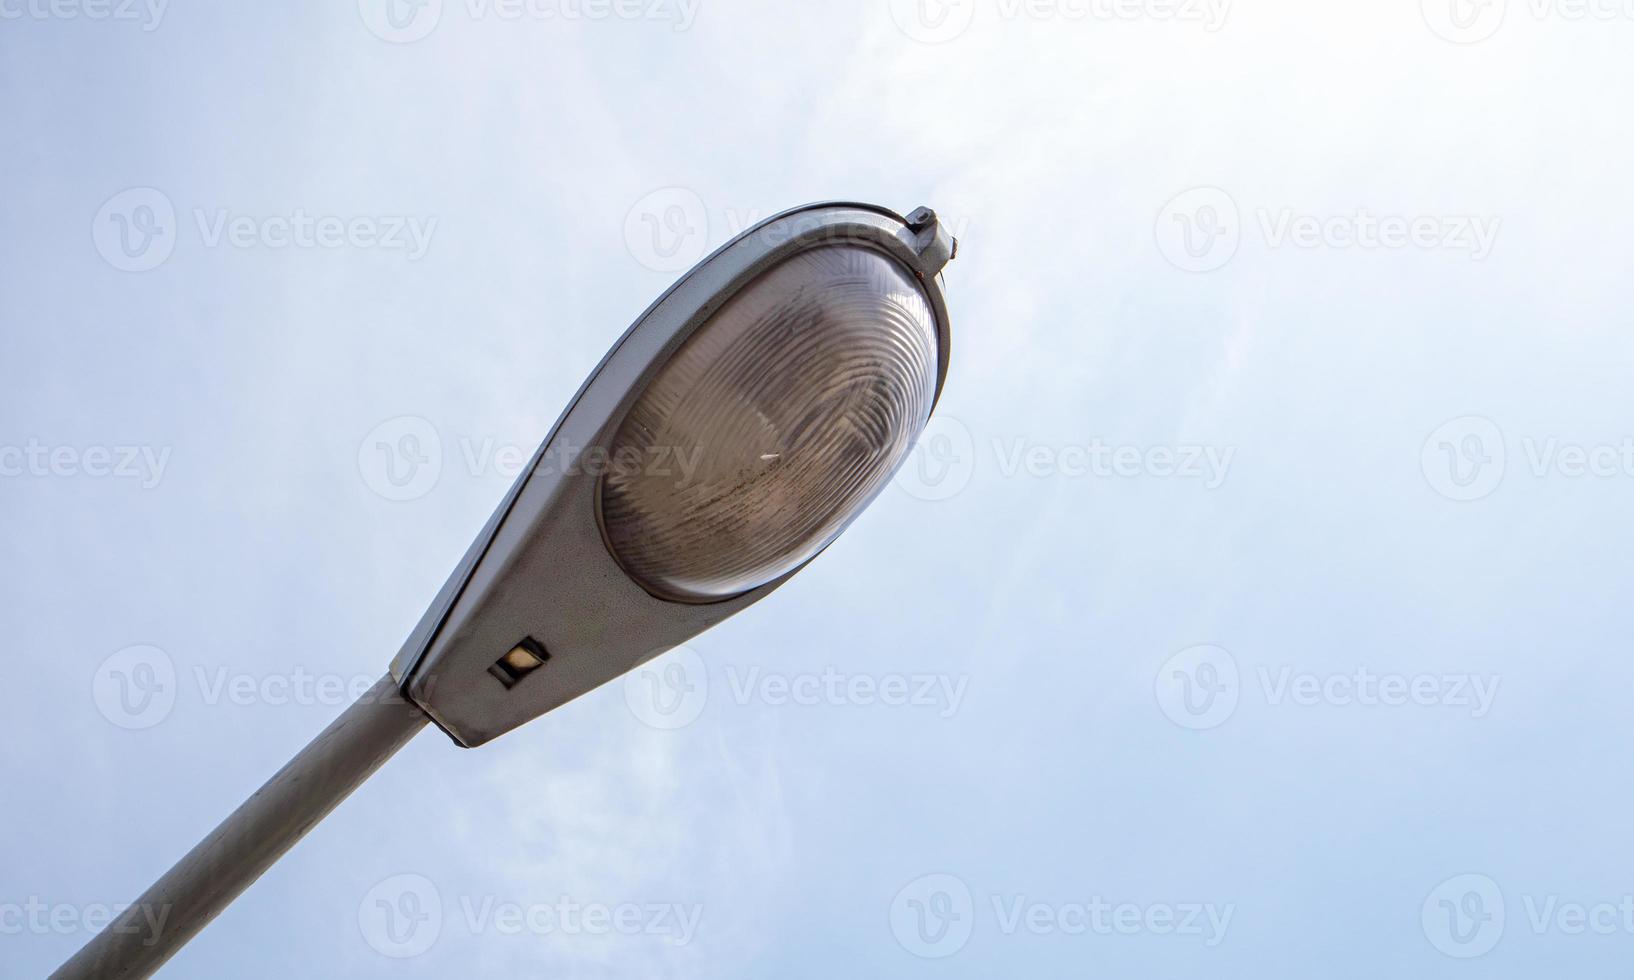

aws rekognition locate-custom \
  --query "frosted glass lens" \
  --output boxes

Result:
[599,245,940,603]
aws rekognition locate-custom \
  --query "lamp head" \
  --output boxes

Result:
[391,203,955,746]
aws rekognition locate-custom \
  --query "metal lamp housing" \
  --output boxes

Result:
[390,203,955,747]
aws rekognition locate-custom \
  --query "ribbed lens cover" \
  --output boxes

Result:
[599,245,940,603]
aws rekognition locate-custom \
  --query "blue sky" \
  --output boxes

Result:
[5,0,1634,976]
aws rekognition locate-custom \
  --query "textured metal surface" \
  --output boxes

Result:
[51,676,428,980]
[599,245,941,602]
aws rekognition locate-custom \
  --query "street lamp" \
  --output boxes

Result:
[54,202,957,979]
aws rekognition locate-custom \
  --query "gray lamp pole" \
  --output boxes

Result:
[53,677,427,979]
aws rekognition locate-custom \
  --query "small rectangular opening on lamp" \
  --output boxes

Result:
[488,638,549,689]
